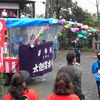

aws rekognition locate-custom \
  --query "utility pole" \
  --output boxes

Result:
[50,0,54,17]
[96,0,100,28]
[45,0,49,18]
[31,2,35,18]
[96,0,99,27]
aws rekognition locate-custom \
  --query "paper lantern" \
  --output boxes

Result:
[76,28,79,31]
[2,9,7,17]
[89,27,93,30]
[77,23,83,27]
[5,35,7,38]
[89,33,91,35]
[59,32,62,36]
[39,32,44,36]
[35,38,39,42]
[92,29,96,33]
[62,28,66,32]
[58,21,63,25]
[68,24,71,27]
[71,28,76,32]
[5,27,8,31]
[70,19,72,21]
[77,25,80,27]
[5,43,9,47]
[44,27,50,30]
[53,16,56,18]
[85,25,88,27]
[84,37,87,39]
[64,25,69,28]
[84,26,88,30]
[69,22,74,25]
[81,26,85,29]
[88,30,92,33]
[78,34,83,38]
[82,31,87,34]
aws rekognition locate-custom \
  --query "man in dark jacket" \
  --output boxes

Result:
[57,51,85,100]
[71,37,81,65]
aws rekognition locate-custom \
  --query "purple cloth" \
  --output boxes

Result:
[19,42,53,77]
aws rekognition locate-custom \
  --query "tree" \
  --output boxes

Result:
[84,13,97,27]
[70,2,88,23]
[53,0,72,19]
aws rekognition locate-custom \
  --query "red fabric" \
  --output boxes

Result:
[4,89,39,100]
[45,94,80,100]
[3,58,19,73]
[0,19,5,72]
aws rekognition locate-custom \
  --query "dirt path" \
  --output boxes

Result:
[3,50,98,100]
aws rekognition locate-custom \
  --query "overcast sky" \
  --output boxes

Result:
[35,2,45,15]
[72,0,97,14]
[35,0,98,16]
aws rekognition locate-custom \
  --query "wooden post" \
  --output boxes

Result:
[92,42,97,59]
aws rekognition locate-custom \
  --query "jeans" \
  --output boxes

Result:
[76,53,81,63]
[53,49,57,60]
[96,81,100,98]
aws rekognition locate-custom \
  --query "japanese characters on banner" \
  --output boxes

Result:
[19,42,53,77]
[0,20,5,72]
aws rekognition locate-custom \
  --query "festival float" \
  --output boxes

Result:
[0,17,65,85]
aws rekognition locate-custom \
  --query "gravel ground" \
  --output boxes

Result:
[2,50,98,100]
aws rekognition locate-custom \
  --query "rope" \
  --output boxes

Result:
[7,36,19,48]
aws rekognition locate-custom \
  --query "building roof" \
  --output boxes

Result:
[0,0,46,3]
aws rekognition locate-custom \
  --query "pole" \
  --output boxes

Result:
[96,0,99,27]
[31,2,35,18]
[45,0,49,18]
[92,42,97,58]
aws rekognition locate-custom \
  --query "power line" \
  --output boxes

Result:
[87,0,96,6]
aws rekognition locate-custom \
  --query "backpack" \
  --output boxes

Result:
[16,95,28,100]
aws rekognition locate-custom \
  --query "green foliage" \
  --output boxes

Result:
[54,0,72,19]
[71,2,88,23]
[0,72,3,98]
[58,32,68,49]
[84,13,97,27]
[81,47,93,52]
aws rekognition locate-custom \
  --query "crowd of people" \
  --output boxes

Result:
[4,50,85,100]
[4,36,100,100]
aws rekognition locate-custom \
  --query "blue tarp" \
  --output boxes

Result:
[0,17,56,28]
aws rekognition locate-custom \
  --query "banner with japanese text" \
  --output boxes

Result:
[19,42,53,77]
[0,20,5,72]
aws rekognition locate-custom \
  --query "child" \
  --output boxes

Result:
[92,51,100,99]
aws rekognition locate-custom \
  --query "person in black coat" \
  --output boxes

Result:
[71,37,81,65]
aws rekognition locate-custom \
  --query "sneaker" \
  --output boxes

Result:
[77,63,80,65]
[75,62,78,65]
[54,59,57,62]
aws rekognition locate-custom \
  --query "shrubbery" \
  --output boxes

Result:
[0,72,3,99]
